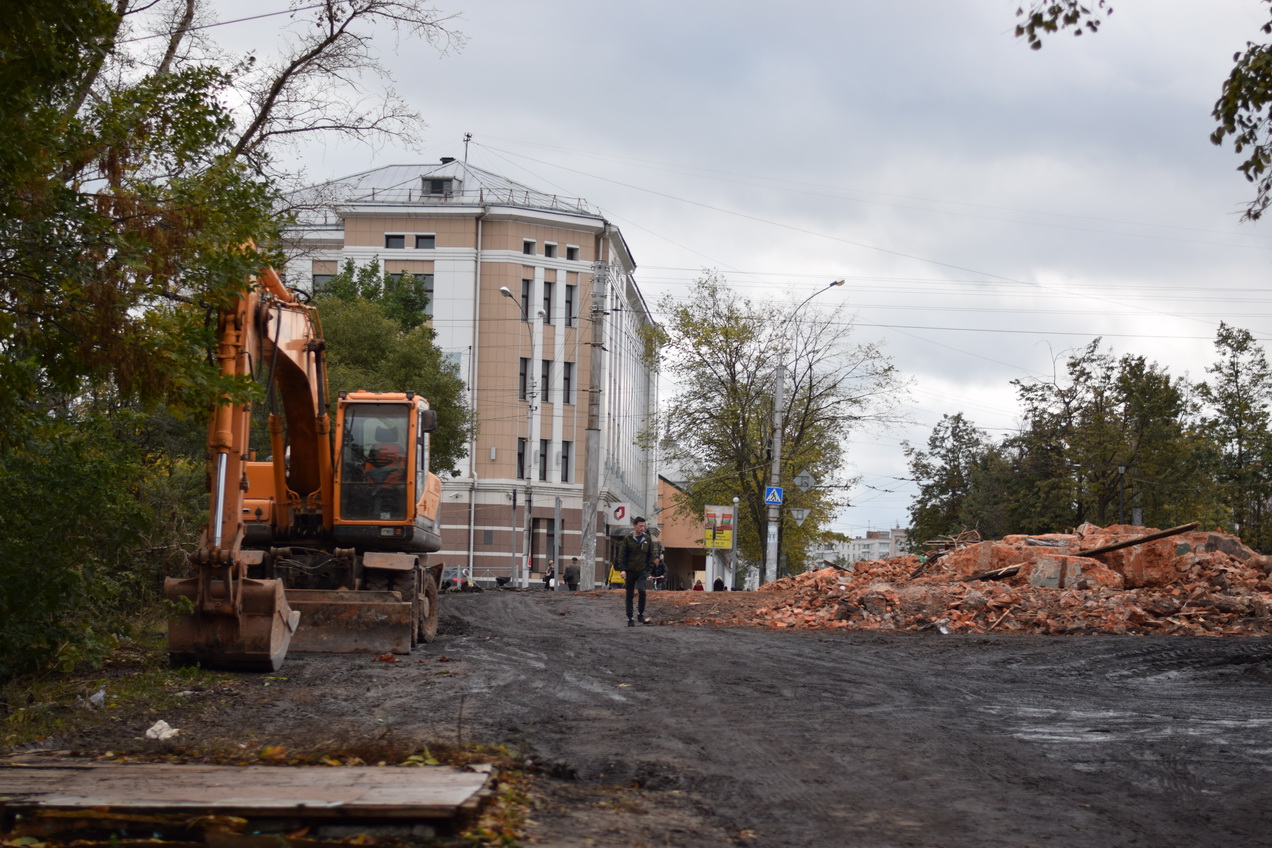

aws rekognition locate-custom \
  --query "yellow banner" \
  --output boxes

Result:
[704,504,735,549]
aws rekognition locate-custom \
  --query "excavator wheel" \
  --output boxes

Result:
[418,569,439,643]
[388,569,418,648]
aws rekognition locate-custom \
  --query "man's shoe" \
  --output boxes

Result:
[627,619,635,627]
[638,614,649,625]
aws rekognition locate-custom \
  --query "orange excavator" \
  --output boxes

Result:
[165,262,444,671]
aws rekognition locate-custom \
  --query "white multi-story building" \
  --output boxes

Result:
[286,159,659,587]
[811,529,909,567]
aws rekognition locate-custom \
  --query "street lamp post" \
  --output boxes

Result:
[500,286,545,588]
[764,280,845,586]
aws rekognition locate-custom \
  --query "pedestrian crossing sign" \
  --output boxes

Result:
[765,486,784,505]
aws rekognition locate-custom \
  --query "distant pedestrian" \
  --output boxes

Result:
[619,516,654,626]
[543,562,555,591]
[713,577,726,592]
[693,579,704,591]
[650,555,667,590]
[564,557,581,592]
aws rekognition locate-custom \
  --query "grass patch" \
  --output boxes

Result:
[0,623,234,750]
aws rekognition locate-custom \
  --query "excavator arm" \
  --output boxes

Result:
[165,266,327,671]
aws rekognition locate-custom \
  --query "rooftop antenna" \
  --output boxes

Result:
[463,132,472,163]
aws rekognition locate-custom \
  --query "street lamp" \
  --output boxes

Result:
[764,280,845,586]
[500,286,546,587]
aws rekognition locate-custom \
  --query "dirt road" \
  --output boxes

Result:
[428,590,1272,847]
[49,589,1272,846]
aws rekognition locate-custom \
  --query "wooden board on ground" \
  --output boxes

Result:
[0,757,493,822]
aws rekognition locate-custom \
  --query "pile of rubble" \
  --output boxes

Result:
[707,524,1272,636]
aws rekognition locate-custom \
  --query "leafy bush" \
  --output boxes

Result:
[0,410,204,683]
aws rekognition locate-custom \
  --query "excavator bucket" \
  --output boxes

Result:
[285,590,415,654]
[165,574,299,672]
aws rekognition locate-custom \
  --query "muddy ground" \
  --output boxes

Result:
[33,588,1272,847]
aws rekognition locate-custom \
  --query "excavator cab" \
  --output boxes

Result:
[340,405,411,520]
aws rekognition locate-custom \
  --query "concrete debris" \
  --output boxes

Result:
[701,524,1272,636]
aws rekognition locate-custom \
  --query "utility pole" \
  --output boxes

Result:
[763,280,845,586]
[764,371,784,586]
[501,286,543,588]
[580,257,607,589]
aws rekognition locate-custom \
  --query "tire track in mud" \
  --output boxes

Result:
[433,592,1272,847]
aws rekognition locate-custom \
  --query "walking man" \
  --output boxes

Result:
[619,516,654,626]
[564,557,581,592]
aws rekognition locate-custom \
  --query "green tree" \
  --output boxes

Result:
[1114,356,1222,530]
[317,258,433,330]
[912,341,1215,540]
[904,413,991,545]
[959,443,1019,540]
[1015,0,1272,219]
[658,273,905,577]
[0,0,463,681]
[316,295,473,476]
[1197,322,1272,548]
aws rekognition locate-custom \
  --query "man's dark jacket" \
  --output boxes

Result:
[618,531,653,576]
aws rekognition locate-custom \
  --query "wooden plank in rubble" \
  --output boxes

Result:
[0,757,493,822]
[1075,522,1200,558]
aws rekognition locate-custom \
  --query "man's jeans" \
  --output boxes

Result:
[625,572,648,620]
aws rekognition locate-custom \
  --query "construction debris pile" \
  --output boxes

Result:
[693,524,1272,636]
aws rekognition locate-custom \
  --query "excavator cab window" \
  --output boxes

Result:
[340,404,410,521]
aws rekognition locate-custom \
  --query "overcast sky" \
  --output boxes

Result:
[215,0,1272,537]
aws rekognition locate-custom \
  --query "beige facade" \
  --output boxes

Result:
[287,161,659,587]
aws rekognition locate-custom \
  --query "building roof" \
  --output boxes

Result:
[302,159,600,218]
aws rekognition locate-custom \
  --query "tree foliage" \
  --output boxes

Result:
[1015,0,1272,220]
[908,332,1272,548]
[315,261,473,475]
[1197,322,1272,548]
[0,0,461,682]
[903,413,989,546]
[658,273,905,576]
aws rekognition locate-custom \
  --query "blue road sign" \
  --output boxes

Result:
[765,486,784,505]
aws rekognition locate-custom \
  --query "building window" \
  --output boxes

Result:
[312,274,334,294]
[425,178,449,195]
[523,240,535,255]
[544,243,557,259]
[541,359,551,403]
[562,361,573,405]
[385,234,405,249]
[519,357,529,400]
[483,529,494,545]
[566,246,579,261]
[561,440,572,483]
[517,438,527,479]
[543,280,554,321]
[520,278,531,319]
[539,439,549,482]
[565,284,576,327]
[415,234,436,249]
